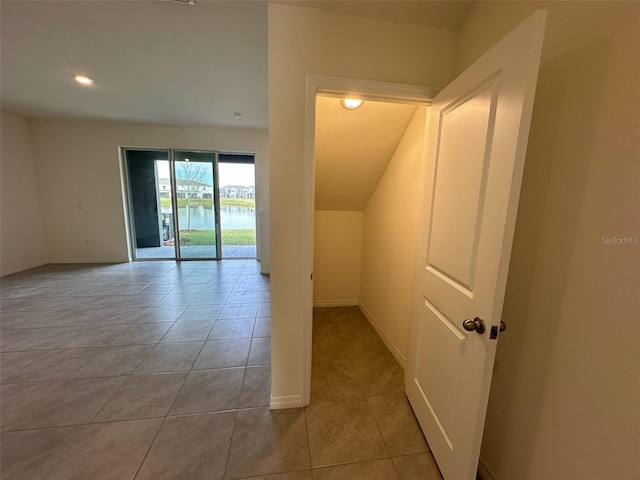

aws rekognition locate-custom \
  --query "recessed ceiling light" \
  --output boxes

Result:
[233,112,242,119]
[74,75,94,86]
[341,98,363,110]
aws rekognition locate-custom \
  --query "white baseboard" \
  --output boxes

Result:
[359,302,407,370]
[478,455,497,480]
[312,299,359,308]
[0,259,48,277]
[270,394,303,409]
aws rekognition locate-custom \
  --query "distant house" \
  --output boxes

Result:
[220,185,255,199]
[158,177,213,199]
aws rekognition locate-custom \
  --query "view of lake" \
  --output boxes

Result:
[164,205,255,231]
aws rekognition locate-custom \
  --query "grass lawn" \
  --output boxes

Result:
[179,229,255,246]
[160,198,213,208]
[160,198,255,209]
[220,198,255,208]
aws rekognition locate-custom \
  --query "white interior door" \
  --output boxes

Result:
[405,11,546,480]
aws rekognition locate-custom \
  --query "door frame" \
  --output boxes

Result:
[300,75,440,405]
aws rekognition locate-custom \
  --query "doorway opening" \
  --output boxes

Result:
[297,76,437,406]
[123,148,256,261]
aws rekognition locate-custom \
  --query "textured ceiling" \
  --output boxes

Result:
[315,95,418,211]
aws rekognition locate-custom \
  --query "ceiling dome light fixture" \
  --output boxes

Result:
[340,98,363,110]
[74,75,94,86]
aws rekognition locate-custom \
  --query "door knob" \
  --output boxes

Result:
[463,317,485,334]
[500,321,507,332]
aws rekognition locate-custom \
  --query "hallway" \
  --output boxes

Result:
[0,261,441,479]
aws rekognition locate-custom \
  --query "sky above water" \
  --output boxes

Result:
[156,160,255,187]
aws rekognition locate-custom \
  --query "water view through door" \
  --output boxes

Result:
[174,151,217,259]
[124,149,257,260]
[218,154,256,258]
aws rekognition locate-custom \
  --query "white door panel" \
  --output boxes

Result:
[415,298,467,448]
[406,11,546,480]
[427,79,498,294]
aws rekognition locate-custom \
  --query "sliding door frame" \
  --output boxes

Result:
[122,147,221,261]
[213,152,222,257]
[169,149,181,260]
[122,147,176,261]
[217,152,257,259]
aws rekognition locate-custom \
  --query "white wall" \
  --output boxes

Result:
[0,110,47,276]
[27,118,268,266]
[268,2,457,405]
[359,107,427,366]
[456,3,640,479]
[313,210,363,306]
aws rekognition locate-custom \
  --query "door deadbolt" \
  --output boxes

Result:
[463,317,486,334]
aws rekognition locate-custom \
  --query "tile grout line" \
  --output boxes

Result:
[1,260,275,479]
[220,408,241,480]
[318,308,403,473]
[132,260,262,479]
[131,263,235,479]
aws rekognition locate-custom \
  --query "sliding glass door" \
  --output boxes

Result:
[125,150,176,259]
[218,154,256,258]
[174,151,219,259]
[124,149,219,260]
[124,148,256,261]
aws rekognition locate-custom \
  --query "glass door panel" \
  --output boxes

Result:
[174,151,219,259]
[125,149,176,260]
[218,154,257,258]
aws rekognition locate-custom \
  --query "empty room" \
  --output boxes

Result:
[1,1,637,479]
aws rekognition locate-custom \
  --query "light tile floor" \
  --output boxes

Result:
[135,245,257,259]
[0,261,443,480]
